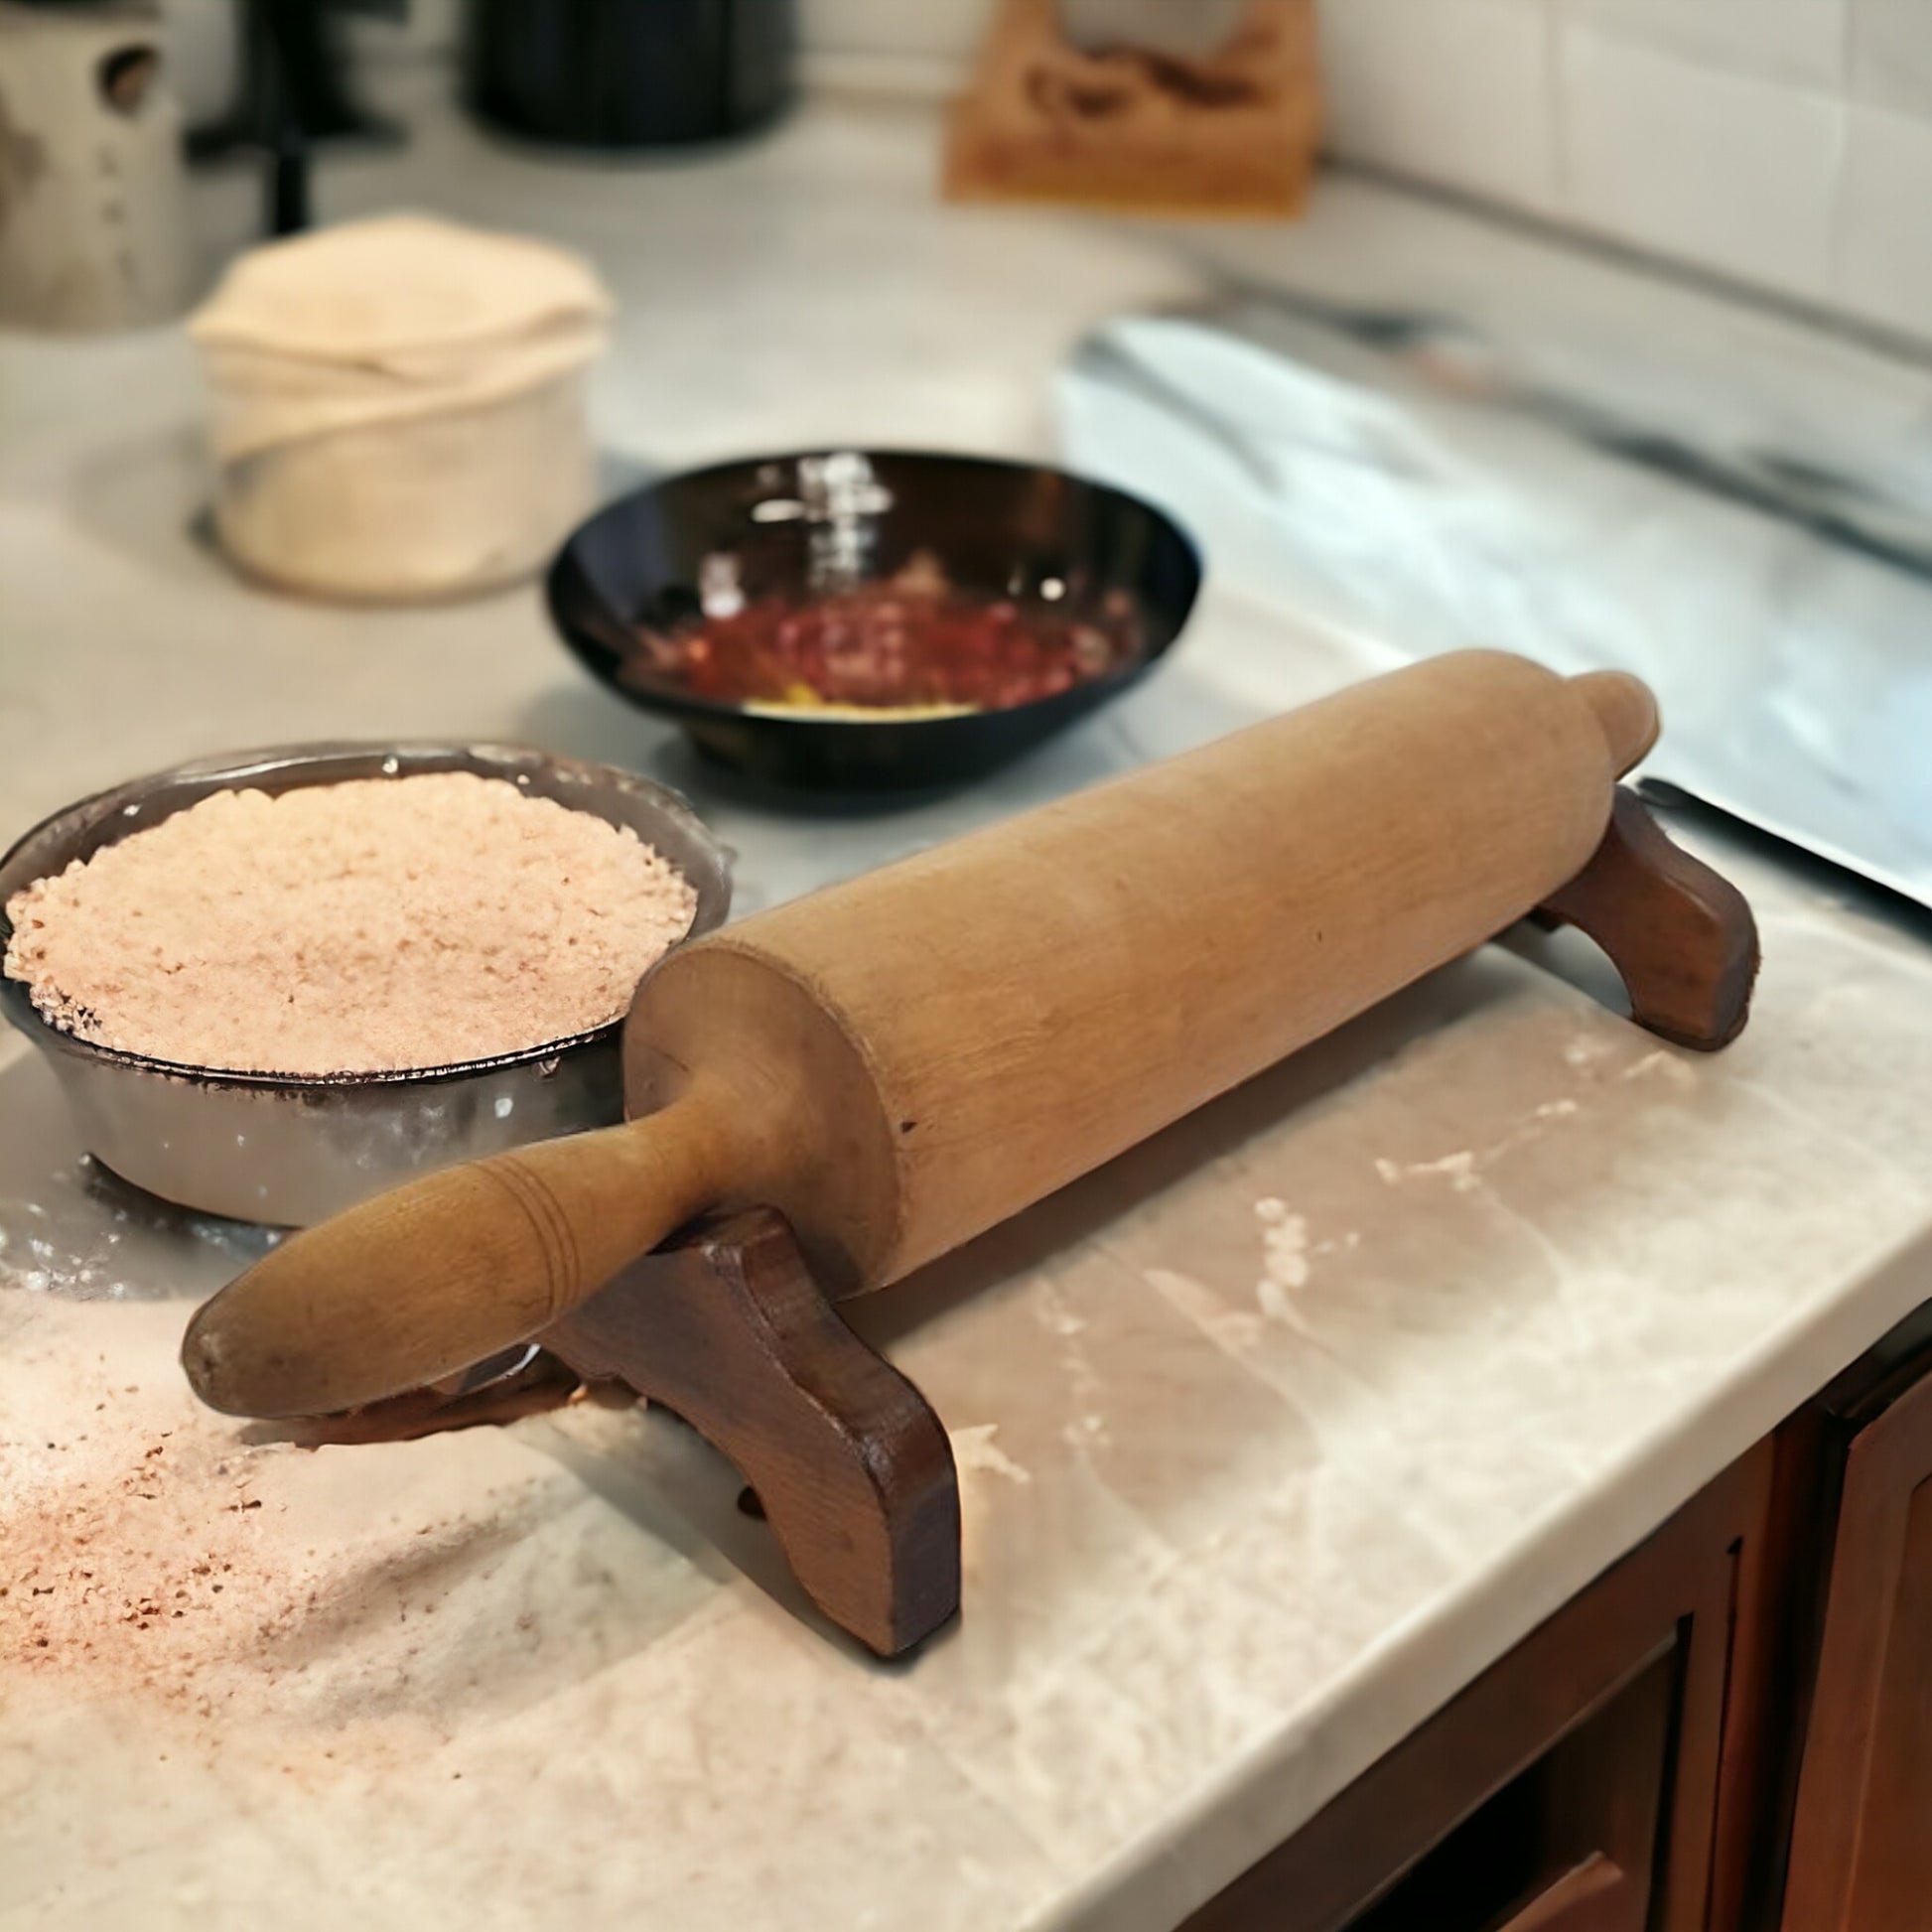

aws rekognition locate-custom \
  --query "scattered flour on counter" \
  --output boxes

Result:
[0,1159,280,1301]
[1569,1034,1696,1090]
[949,1424,1031,1581]
[1059,1413,1113,1450]
[948,1424,1031,1487]
[1370,1093,1588,1201]
[1255,1197,1316,1331]
[1564,1034,1616,1068]
[1144,1268,1265,1354]
[3,1295,605,1761]
[1374,1151,1480,1192]
[1035,1303,1088,1339]
[1255,1196,1308,1287]
[1621,1048,1698,1089]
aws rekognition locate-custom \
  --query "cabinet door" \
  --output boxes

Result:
[1182,1446,1772,1932]
[1781,1369,1932,1932]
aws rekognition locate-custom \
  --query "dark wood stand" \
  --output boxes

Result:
[1534,787,1759,1052]
[333,785,1758,1661]
[556,789,1756,1657]
[542,1210,961,1660]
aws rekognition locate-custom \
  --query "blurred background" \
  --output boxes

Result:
[149,0,1932,339]
[9,19,1932,1928]
[2,0,1930,903]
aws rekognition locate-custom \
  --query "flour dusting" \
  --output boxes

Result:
[1564,1035,1615,1068]
[948,1424,1031,1487]
[1374,1151,1480,1192]
[1621,1048,1697,1089]
[1144,1268,1264,1353]
[1253,1196,1316,1330]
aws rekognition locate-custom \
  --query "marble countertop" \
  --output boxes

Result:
[6,87,1932,1932]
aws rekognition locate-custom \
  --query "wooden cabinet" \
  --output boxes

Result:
[1184,1446,1773,1932]
[1180,1295,1932,1932]
[1781,1323,1932,1932]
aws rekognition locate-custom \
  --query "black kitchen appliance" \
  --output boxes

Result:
[464,0,794,149]
[186,0,403,236]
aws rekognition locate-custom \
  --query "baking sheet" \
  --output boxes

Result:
[1057,304,1932,907]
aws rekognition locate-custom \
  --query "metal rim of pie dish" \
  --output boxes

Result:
[0,742,734,1226]
[0,740,735,1088]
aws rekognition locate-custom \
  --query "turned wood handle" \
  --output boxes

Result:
[181,1089,730,1418]
[182,655,1675,1424]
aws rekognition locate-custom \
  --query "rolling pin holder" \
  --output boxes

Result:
[187,664,1764,1660]
[543,788,1751,1661]
[1533,786,1759,1052]
[312,784,1753,1661]
[540,1208,962,1659]
[539,786,1748,1659]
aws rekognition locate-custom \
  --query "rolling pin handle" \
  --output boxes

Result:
[1536,787,1759,1051]
[540,1207,961,1658]
[182,1092,731,1419]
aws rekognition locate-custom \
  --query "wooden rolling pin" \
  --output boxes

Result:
[184,649,1659,1419]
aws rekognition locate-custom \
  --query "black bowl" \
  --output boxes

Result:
[544,449,1202,790]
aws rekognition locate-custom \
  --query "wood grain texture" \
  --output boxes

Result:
[630,651,1633,1295]
[943,0,1322,217]
[1495,1855,1629,1932]
[1536,788,1759,1051]
[188,653,1727,1418]
[1568,672,1659,775]
[1528,1653,1671,1932]
[182,1087,733,1416]
[1182,1442,1772,1932]
[1780,1366,1932,1932]
[1696,1407,1839,1932]
[541,1208,960,1657]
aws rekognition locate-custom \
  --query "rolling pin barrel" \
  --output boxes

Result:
[185,650,1655,1418]
[631,649,1652,1287]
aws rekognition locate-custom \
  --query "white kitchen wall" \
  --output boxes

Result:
[1318,0,1932,344]
[361,0,996,68]
[804,0,1932,345]
[163,0,1932,343]
[801,0,991,64]
[794,0,994,95]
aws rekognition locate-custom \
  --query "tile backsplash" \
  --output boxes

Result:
[1318,0,1932,345]
[808,0,1932,345]
[811,0,1932,345]
[1555,23,1844,300]
[1316,0,1560,210]
[169,0,1930,345]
